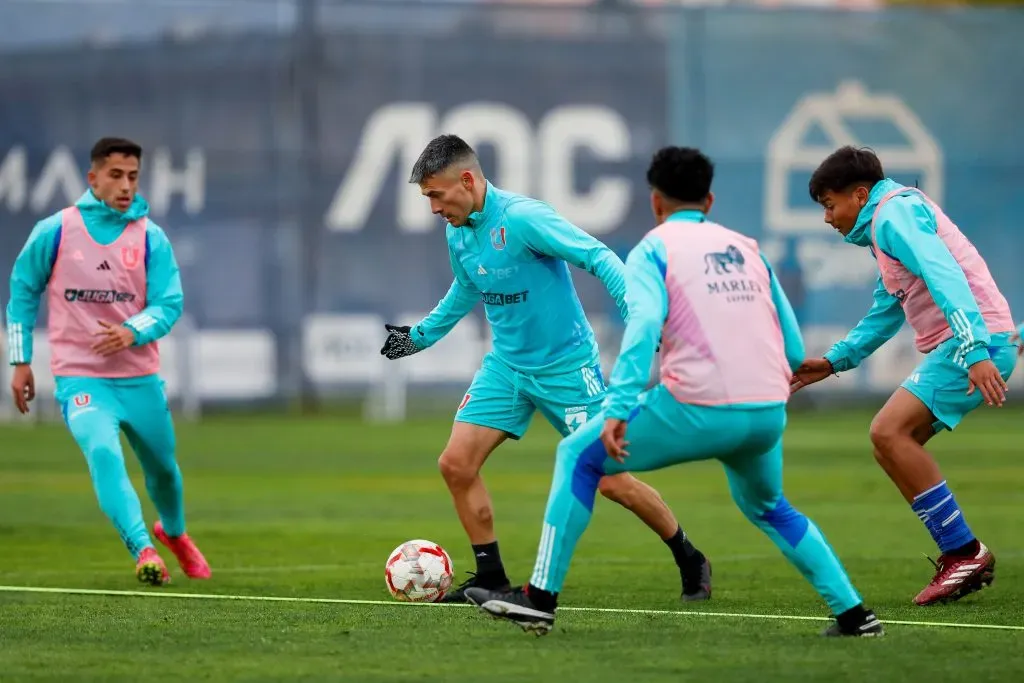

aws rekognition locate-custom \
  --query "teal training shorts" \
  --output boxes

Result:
[901,332,1018,432]
[455,352,606,439]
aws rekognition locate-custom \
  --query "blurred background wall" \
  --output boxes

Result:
[1,0,1021,421]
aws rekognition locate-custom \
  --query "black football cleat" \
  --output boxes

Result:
[465,586,555,636]
[681,553,712,602]
[822,606,885,637]
[441,571,511,604]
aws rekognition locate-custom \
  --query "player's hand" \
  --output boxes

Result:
[380,324,423,360]
[10,363,35,414]
[91,320,136,357]
[600,418,630,464]
[967,359,1007,407]
[790,358,834,394]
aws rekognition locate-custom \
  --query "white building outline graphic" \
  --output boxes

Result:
[765,80,943,235]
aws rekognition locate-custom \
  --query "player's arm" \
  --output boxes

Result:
[823,275,906,373]
[604,235,667,420]
[411,246,480,348]
[761,253,805,372]
[512,202,629,321]
[122,224,183,346]
[875,198,990,368]
[382,246,480,360]
[5,215,62,365]
[382,251,478,359]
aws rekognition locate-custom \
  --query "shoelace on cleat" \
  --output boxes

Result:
[454,571,480,590]
[923,553,952,584]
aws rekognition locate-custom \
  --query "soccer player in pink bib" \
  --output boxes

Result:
[793,146,1017,606]
[5,137,210,586]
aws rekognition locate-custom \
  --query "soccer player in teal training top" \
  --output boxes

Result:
[380,134,711,604]
[6,137,210,585]
[792,146,1017,606]
[465,146,881,637]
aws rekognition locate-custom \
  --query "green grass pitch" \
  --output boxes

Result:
[1,407,1022,681]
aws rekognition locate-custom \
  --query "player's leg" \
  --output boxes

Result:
[467,385,719,633]
[438,354,535,602]
[119,378,210,580]
[871,340,1016,605]
[534,364,710,601]
[56,378,168,585]
[869,389,990,606]
[598,473,711,601]
[719,427,882,637]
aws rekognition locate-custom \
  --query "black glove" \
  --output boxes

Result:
[380,324,423,360]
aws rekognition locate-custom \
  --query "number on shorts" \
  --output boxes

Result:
[565,408,588,433]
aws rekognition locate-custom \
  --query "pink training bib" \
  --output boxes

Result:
[870,188,1014,354]
[652,219,790,406]
[46,206,159,378]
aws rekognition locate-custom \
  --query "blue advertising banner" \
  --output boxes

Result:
[0,3,1021,405]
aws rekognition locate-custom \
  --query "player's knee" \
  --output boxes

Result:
[597,475,626,503]
[734,492,773,523]
[598,474,643,508]
[145,459,182,491]
[868,416,904,455]
[83,442,122,477]
[148,448,181,477]
[437,448,480,490]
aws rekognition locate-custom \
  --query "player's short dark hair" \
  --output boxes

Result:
[90,137,143,165]
[808,146,884,202]
[646,146,714,203]
[408,134,478,184]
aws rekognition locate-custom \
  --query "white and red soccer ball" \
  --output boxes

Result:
[384,539,454,602]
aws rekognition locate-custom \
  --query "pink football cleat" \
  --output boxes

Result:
[154,521,212,580]
[136,547,170,586]
[914,541,995,606]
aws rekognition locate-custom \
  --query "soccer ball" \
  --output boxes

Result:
[384,539,454,602]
